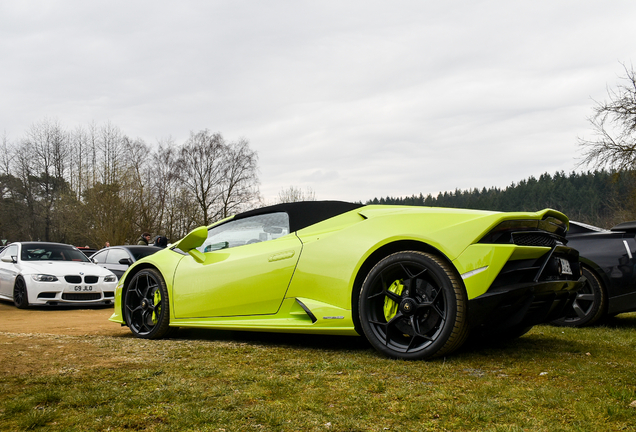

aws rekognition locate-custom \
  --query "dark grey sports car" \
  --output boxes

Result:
[90,246,162,280]
[552,221,636,327]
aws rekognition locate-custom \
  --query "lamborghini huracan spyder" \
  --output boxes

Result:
[110,201,584,360]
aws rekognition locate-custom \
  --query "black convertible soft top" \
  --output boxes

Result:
[233,201,363,233]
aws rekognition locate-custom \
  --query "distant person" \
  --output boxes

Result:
[153,236,169,248]
[103,241,110,248]
[137,232,151,245]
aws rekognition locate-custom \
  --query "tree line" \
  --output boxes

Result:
[366,170,636,229]
[0,120,260,248]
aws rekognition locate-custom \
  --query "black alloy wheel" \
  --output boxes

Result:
[359,251,469,360]
[13,277,29,309]
[552,267,606,327]
[123,268,171,339]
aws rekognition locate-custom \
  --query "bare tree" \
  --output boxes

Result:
[579,63,636,170]
[69,126,90,200]
[0,132,13,176]
[176,130,225,226]
[97,122,126,185]
[13,142,38,240]
[217,138,260,218]
[1,120,261,245]
[278,185,316,203]
[21,119,71,241]
[123,137,156,233]
[150,138,186,240]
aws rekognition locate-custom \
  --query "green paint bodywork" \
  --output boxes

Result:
[110,205,569,336]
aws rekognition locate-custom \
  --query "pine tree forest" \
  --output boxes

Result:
[366,170,636,230]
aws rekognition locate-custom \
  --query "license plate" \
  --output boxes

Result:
[73,286,94,292]
[559,258,572,275]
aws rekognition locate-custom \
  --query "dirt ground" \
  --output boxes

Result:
[0,301,136,376]
[0,301,129,337]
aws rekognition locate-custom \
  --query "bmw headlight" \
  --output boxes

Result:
[32,274,58,282]
[104,275,117,283]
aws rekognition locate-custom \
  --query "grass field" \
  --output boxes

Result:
[1,314,635,431]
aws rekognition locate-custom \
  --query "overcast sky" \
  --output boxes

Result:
[2,1,636,203]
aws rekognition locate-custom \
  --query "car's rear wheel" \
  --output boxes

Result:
[13,277,28,309]
[359,251,469,360]
[123,268,171,339]
[552,266,606,327]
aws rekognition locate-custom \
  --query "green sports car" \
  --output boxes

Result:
[110,201,584,360]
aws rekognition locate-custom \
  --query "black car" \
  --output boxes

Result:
[552,221,636,327]
[90,246,162,279]
[77,246,97,257]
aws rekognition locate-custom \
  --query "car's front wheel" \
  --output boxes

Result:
[13,277,28,309]
[123,268,171,339]
[358,251,469,360]
[552,266,606,327]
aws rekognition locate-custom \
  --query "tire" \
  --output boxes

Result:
[552,266,606,327]
[358,251,469,360]
[13,277,29,309]
[123,268,171,339]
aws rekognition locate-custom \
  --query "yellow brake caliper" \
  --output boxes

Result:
[152,289,161,324]
[383,280,404,321]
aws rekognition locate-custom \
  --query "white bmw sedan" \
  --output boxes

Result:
[0,242,118,308]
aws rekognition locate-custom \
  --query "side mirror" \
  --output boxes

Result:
[177,226,208,252]
[1,256,15,263]
[119,258,133,265]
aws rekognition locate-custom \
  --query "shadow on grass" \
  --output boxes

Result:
[169,327,375,353]
[111,314,636,359]
[600,312,636,329]
[167,327,588,360]
[457,330,590,360]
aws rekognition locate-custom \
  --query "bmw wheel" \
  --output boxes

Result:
[552,267,606,327]
[13,277,29,309]
[123,268,171,339]
[359,251,469,360]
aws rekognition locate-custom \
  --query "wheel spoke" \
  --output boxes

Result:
[379,272,388,292]
[142,275,151,298]
[367,290,385,301]
[576,293,595,302]
[399,263,427,280]
[383,314,405,347]
[572,302,588,318]
[384,289,402,303]
[410,326,434,343]
[127,304,142,314]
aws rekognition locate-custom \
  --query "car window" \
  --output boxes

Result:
[106,248,130,264]
[198,212,290,253]
[0,245,18,260]
[92,250,108,264]
[131,248,159,261]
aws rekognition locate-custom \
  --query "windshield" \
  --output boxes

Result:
[21,244,90,262]
[198,212,290,252]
